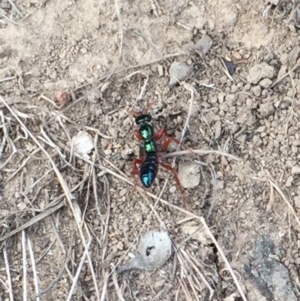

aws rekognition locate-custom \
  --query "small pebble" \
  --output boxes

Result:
[286,176,293,187]
[194,34,213,56]
[169,61,192,86]
[260,78,272,89]
[252,85,261,97]
[157,64,164,77]
[292,166,300,174]
[259,103,274,117]
[247,62,275,84]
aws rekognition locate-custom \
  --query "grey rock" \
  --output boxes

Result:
[169,61,192,86]
[259,78,272,89]
[194,34,213,56]
[244,236,297,301]
[247,62,275,84]
[292,165,300,174]
[252,85,261,97]
[288,46,300,66]
[259,102,274,117]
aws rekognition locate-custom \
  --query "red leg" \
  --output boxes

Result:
[154,128,187,152]
[153,128,168,141]
[159,161,188,204]
[132,157,144,175]
[134,129,143,141]
[131,157,144,193]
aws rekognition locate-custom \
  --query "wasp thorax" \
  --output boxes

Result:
[139,123,154,140]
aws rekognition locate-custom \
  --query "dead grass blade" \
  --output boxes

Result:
[22,231,27,301]
[0,199,65,242]
[252,172,300,228]
[6,148,40,181]
[66,236,92,301]
[268,179,300,227]
[3,245,14,301]
[28,237,40,301]
[178,276,193,300]
[100,271,109,301]
[1,96,100,300]
[112,269,126,301]
[7,0,23,17]
[163,149,240,161]
[200,217,248,301]
[180,249,215,300]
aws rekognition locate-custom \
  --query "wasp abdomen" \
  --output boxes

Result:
[140,154,158,188]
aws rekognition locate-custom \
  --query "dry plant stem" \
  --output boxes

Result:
[39,94,62,109]
[114,0,124,62]
[84,126,112,139]
[0,96,98,298]
[28,237,40,301]
[180,249,214,299]
[187,275,200,301]
[200,217,248,301]
[71,52,185,91]
[100,271,109,301]
[6,148,41,181]
[0,177,87,242]
[268,179,300,227]
[163,149,240,161]
[3,245,14,301]
[112,270,126,301]
[66,237,92,301]
[22,231,27,301]
[0,278,9,295]
[178,276,192,300]
[123,71,149,102]
[36,255,68,298]
[7,0,23,17]
[0,198,65,242]
[0,111,7,159]
[181,83,195,144]
[270,62,300,88]
[83,223,100,301]
[35,238,57,265]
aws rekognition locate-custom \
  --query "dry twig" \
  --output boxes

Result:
[28,237,40,301]
[3,245,14,301]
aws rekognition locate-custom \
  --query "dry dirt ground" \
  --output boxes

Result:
[1,0,300,300]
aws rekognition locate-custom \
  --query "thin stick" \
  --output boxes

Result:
[6,148,41,181]
[270,63,300,88]
[0,111,7,159]
[180,249,214,300]
[100,272,109,301]
[66,237,92,301]
[181,83,195,143]
[112,269,126,301]
[7,0,24,17]
[268,179,300,227]
[73,52,186,91]
[0,96,96,297]
[114,0,124,62]
[124,71,149,102]
[0,199,65,242]
[163,149,240,161]
[3,245,14,301]
[22,231,27,301]
[28,237,40,301]
[200,217,248,301]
